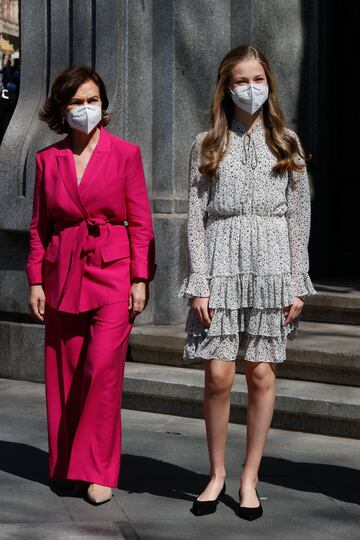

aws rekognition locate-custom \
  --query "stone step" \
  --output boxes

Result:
[302,280,360,325]
[129,320,360,387]
[123,362,360,439]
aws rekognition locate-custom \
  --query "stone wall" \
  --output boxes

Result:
[0,0,318,379]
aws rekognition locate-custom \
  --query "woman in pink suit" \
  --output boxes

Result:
[26,65,156,505]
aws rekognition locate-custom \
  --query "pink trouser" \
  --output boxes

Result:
[44,301,132,488]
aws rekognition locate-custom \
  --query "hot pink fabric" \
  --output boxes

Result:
[26,126,156,486]
[44,301,132,487]
[26,126,156,313]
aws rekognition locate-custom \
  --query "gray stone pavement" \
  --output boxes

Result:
[0,378,359,540]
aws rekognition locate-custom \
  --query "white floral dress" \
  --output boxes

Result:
[179,118,316,363]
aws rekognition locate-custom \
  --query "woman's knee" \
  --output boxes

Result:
[245,361,276,392]
[205,360,235,397]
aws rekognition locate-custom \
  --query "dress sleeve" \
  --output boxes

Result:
[286,133,316,298]
[25,152,53,286]
[179,135,212,298]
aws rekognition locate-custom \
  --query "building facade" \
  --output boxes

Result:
[0,0,19,64]
[0,0,358,379]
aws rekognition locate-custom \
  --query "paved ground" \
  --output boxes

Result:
[0,378,359,540]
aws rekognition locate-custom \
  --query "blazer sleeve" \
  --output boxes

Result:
[25,152,53,286]
[125,145,156,282]
[179,134,212,298]
[286,133,316,298]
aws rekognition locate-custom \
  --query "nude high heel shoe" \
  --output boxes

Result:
[85,483,113,506]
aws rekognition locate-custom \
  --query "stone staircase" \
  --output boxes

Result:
[0,281,359,439]
[302,280,360,325]
[124,281,360,439]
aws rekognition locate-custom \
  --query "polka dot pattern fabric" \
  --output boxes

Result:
[179,118,316,363]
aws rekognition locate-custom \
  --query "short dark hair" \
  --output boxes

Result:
[39,65,111,134]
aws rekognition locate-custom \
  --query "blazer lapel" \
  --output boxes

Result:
[55,126,111,214]
[56,137,88,216]
[78,126,112,198]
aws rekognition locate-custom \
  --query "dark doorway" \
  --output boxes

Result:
[309,0,360,280]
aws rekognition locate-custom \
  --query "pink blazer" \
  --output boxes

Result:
[26,126,156,313]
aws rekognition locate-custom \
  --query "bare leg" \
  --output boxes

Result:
[197,359,236,501]
[240,361,277,507]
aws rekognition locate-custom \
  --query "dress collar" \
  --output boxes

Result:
[230,116,264,136]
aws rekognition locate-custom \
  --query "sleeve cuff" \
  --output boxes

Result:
[130,261,157,283]
[290,272,317,298]
[26,263,44,286]
[178,273,210,298]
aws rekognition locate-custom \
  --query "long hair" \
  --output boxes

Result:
[199,45,307,178]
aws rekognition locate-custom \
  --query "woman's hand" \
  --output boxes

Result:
[283,296,304,326]
[192,297,214,328]
[128,279,148,321]
[28,285,46,321]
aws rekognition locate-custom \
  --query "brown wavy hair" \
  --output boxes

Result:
[199,45,307,178]
[39,65,111,134]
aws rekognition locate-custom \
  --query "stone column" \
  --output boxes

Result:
[151,0,231,325]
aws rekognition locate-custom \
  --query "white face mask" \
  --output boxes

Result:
[229,83,269,114]
[66,104,102,134]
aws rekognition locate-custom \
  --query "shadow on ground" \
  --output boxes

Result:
[119,453,360,506]
[0,442,358,506]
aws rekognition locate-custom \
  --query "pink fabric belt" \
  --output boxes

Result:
[55,217,126,311]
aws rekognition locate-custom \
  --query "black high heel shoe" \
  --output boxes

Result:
[237,487,263,521]
[191,482,226,516]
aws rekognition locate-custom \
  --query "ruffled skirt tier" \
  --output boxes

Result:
[180,214,315,362]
